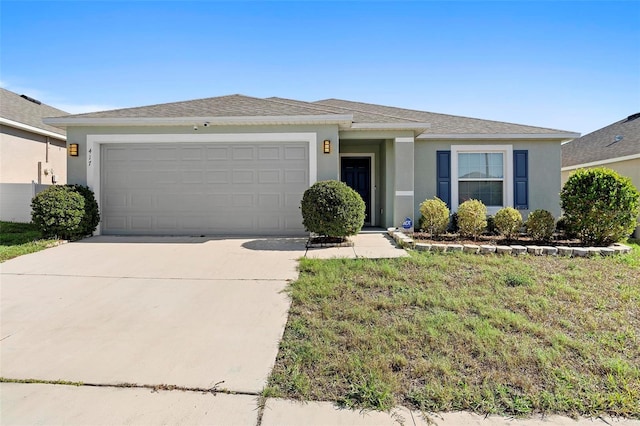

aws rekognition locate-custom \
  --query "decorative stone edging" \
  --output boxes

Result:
[387,228,632,257]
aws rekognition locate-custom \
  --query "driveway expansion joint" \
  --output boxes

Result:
[0,272,287,281]
[0,377,262,397]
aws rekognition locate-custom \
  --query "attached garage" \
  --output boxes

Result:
[90,133,317,236]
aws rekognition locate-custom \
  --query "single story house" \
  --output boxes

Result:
[1,88,69,222]
[562,113,640,237]
[44,95,579,236]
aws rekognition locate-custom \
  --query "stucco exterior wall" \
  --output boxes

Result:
[65,124,340,187]
[414,139,563,222]
[0,125,67,184]
[562,158,640,238]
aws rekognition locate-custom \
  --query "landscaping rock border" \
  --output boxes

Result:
[387,228,632,257]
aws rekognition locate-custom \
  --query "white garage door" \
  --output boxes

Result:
[101,142,309,235]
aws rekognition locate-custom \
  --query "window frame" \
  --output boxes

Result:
[451,145,513,215]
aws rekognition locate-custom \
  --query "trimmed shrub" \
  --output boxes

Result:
[494,207,523,241]
[457,199,487,239]
[526,209,555,242]
[301,180,365,238]
[67,185,100,237]
[419,197,450,237]
[555,216,577,239]
[560,168,640,245]
[31,186,85,239]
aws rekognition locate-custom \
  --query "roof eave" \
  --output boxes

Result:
[561,153,640,171]
[349,122,430,135]
[417,132,580,141]
[0,117,66,140]
[43,114,354,128]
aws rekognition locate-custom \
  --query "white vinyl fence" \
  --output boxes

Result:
[0,182,50,223]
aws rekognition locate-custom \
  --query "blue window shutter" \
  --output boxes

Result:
[436,151,451,208]
[513,150,528,209]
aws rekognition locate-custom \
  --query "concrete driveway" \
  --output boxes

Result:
[1,236,305,424]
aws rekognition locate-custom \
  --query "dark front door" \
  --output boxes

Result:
[341,157,371,224]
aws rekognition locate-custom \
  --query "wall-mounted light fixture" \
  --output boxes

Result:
[69,143,79,157]
[323,139,331,154]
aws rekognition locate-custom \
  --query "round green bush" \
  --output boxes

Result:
[457,199,487,239]
[419,197,450,237]
[560,168,640,245]
[526,209,555,242]
[301,180,365,238]
[67,185,100,237]
[494,207,523,240]
[31,186,85,239]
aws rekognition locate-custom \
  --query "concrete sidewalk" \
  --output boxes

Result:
[304,231,408,259]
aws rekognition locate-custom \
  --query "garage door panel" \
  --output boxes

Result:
[284,170,306,184]
[131,216,153,230]
[101,142,307,235]
[206,147,229,160]
[206,171,229,184]
[259,146,280,160]
[232,146,255,160]
[232,170,255,184]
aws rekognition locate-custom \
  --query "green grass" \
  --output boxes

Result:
[267,240,640,418]
[0,221,58,262]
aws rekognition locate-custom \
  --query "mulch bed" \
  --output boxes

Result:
[412,232,586,247]
[306,236,354,248]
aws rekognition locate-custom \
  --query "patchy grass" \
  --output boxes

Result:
[267,241,640,418]
[0,221,58,262]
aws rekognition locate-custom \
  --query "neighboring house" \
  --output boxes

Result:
[44,95,578,236]
[1,88,69,222]
[562,113,640,237]
[1,88,69,184]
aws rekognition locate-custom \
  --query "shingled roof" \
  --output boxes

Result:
[314,98,572,135]
[0,88,68,137]
[44,94,577,138]
[562,113,640,167]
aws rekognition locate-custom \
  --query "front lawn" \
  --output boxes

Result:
[266,241,640,419]
[0,221,58,262]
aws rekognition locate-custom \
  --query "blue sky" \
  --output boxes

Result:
[1,1,639,135]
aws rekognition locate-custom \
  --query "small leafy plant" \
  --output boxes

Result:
[526,209,555,242]
[419,197,450,237]
[494,207,523,241]
[457,199,487,239]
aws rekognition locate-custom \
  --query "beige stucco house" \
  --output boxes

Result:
[44,95,578,236]
[1,88,69,222]
[1,88,68,184]
[562,113,640,237]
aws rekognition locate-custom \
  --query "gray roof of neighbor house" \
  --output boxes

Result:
[44,93,578,138]
[562,113,640,168]
[0,88,68,137]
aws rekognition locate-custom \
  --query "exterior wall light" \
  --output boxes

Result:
[323,139,331,154]
[69,143,79,157]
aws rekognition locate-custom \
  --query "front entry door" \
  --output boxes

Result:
[341,157,371,225]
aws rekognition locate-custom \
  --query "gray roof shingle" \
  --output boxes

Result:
[1,88,68,137]
[61,94,345,119]
[562,113,640,167]
[314,98,573,135]
[48,93,576,137]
